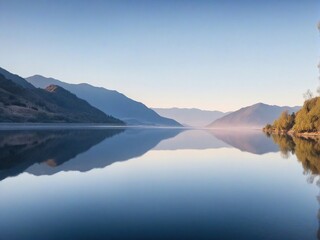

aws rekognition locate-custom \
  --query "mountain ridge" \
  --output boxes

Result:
[0,68,123,124]
[208,103,300,129]
[0,67,34,89]
[26,75,182,126]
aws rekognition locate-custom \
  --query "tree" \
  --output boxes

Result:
[263,123,273,133]
[271,110,295,132]
[293,97,320,132]
[303,89,314,101]
[318,21,320,94]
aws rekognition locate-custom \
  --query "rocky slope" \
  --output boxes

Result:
[0,69,124,124]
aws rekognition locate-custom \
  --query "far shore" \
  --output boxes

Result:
[0,123,190,130]
[0,123,270,131]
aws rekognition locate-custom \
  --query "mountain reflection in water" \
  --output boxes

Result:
[209,129,279,154]
[155,129,279,154]
[0,128,182,180]
[2,128,320,181]
[1,128,320,239]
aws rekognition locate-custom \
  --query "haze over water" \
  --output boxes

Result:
[0,128,319,239]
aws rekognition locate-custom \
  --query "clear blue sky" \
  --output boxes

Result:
[0,0,319,111]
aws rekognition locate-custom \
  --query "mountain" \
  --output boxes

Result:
[26,75,182,126]
[0,68,123,124]
[153,107,227,127]
[208,103,300,129]
[0,67,34,89]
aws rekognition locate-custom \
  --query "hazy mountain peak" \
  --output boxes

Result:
[29,75,121,94]
[208,102,300,129]
[253,102,267,107]
[153,107,227,127]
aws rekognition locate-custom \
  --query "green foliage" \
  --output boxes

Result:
[264,124,272,130]
[271,134,295,158]
[272,134,320,175]
[265,97,320,133]
[293,97,320,133]
[263,123,273,134]
[270,110,295,132]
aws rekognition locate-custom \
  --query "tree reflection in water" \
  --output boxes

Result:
[270,134,320,239]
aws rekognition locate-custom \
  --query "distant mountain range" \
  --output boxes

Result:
[153,107,227,127]
[208,103,300,129]
[0,67,302,128]
[26,75,182,126]
[0,67,123,124]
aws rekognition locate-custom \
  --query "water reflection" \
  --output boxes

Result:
[210,129,279,154]
[270,134,320,175]
[155,129,280,155]
[155,129,230,150]
[270,134,320,239]
[0,128,319,239]
[0,129,279,182]
[0,128,182,180]
[1,128,318,181]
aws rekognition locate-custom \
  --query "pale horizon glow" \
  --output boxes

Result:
[0,0,319,112]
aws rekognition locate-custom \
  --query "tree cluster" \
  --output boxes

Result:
[264,97,320,133]
[263,110,295,133]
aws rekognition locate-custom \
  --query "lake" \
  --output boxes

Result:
[0,127,319,240]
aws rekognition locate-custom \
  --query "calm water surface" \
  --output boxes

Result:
[0,127,319,240]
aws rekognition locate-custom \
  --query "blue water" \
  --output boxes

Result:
[0,128,318,239]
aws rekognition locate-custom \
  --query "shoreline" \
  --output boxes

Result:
[0,123,190,130]
[263,129,320,140]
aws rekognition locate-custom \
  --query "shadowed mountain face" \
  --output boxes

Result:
[209,129,280,154]
[208,103,300,129]
[153,108,227,127]
[0,68,124,124]
[26,75,182,126]
[0,67,34,89]
[0,128,182,180]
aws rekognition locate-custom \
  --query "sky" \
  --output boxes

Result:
[0,0,319,112]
